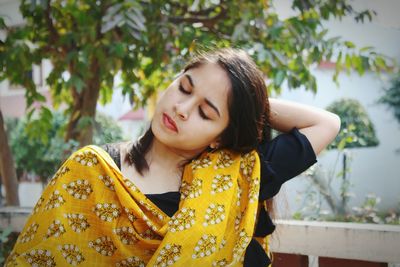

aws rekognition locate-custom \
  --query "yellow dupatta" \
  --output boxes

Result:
[6,145,267,266]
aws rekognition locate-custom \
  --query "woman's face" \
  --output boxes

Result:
[152,62,230,155]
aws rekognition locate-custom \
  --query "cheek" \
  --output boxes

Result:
[156,86,177,106]
[156,93,171,108]
[186,121,225,142]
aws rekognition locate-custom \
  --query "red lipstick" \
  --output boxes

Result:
[162,113,178,133]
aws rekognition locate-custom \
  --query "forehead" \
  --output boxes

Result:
[184,62,231,109]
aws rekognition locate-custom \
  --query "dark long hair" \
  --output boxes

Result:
[127,48,270,174]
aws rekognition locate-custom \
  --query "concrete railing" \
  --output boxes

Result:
[271,219,400,267]
[1,207,400,267]
[0,206,32,231]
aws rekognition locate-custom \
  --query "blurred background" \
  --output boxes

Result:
[0,1,399,264]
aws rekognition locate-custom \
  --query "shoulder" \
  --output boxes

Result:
[258,128,317,183]
[259,128,315,157]
[101,141,136,168]
[116,141,134,159]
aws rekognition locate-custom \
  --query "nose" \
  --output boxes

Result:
[174,103,188,120]
[174,100,193,121]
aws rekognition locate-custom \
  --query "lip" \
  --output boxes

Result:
[162,113,179,133]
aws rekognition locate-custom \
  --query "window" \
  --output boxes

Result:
[9,62,44,90]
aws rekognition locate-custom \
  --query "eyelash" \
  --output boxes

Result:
[179,83,210,120]
[179,84,190,94]
[199,108,210,120]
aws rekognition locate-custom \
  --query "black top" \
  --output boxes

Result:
[102,127,317,266]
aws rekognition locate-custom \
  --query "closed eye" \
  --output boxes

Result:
[179,83,190,94]
[179,81,210,120]
[199,107,210,120]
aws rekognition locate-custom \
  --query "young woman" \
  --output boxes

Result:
[7,48,340,267]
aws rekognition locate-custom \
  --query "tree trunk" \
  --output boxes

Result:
[309,172,341,214]
[341,152,348,213]
[64,59,101,147]
[0,109,19,206]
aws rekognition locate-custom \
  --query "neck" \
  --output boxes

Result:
[146,138,199,172]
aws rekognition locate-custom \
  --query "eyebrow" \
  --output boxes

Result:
[184,74,221,118]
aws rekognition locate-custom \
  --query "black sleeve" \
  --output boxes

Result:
[257,127,317,200]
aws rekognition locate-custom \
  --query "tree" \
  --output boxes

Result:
[1,0,394,145]
[379,74,400,125]
[0,109,19,206]
[303,99,379,216]
[6,112,124,184]
[0,0,395,205]
[379,74,400,152]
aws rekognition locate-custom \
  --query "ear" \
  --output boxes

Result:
[209,141,220,150]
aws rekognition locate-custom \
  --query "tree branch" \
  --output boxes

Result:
[168,7,227,29]
[96,0,107,40]
[307,170,341,214]
[169,0,225,16]
[167,0,228,29]
[44,0,59,44]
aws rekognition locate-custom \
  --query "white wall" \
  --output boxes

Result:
[279,70,400,214]
[0,0,23,26]
[273,0,400,214]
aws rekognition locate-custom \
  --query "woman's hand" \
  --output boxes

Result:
[268,98,341,155]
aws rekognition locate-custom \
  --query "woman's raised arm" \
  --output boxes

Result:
[268,98,341,155]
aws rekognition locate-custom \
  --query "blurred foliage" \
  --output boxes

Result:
[0,0,395,145]
[0,227,18,265]
[6,113,78,183]
[293,99,381,221]
[92,112,126,145]
[379,74,400,124]
[293,190,400,225]
[326,98,379,149]
[5,112,124,183]
[349,194,387,224]
[0,226,12,264]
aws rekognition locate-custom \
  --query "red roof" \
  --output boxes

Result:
[318,61,336,69]
[118,108,145,121]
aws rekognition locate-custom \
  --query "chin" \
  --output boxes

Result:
[151,121,175,145]
[151,120,210,154]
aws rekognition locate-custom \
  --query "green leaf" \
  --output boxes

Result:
[111,43,126,58]
[0,17,6,28]
[67,75,85,93]
[274,70,286,87]
[344,41,355,49]
[375,57,387,70]
[360,46,374,52]
[351,55,364,75]
[0,226,12,242]
[77,115,93,130]
[327,98,379,150]
[345,54,352,69]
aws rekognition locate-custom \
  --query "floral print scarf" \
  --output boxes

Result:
[7,145,268,266]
